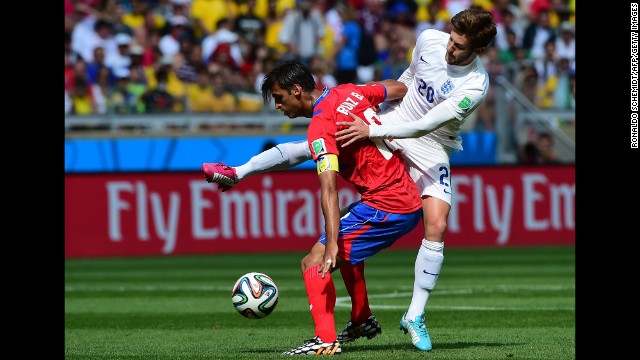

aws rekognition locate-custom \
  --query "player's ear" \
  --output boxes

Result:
[292,84,302,96]
[474,46,487,56]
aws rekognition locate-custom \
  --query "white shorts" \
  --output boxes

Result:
[389,136,453,206]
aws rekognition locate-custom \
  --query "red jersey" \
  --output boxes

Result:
[307,84,422,214]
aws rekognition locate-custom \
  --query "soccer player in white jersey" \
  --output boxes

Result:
[202,9,497,352]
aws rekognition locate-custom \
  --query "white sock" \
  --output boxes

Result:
[235,140,311,180]
[405,239,444,320]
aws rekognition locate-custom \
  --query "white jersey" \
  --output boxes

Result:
[375,29,490,151]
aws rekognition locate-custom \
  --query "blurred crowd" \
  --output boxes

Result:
[64,0,575,134]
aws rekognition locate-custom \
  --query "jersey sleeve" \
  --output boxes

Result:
[369,70,489,139]
[397,30,429,86]
[357,82,387,107]
[441,73,489,121]
[307,109,339,161]
[368,102,457,139]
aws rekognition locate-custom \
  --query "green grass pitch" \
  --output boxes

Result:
[65,246,575,359]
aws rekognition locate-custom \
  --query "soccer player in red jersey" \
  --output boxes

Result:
[258,60,423,356]
[203,10,498,352]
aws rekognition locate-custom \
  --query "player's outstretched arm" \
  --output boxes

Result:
[335,102,457,146]
[370,80,408,102]
[201,140,312,190]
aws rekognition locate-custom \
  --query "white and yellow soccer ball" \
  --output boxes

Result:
[231,272,279,319]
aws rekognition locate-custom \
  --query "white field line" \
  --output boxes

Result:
[334,291,575,311]
[65,285,574,311]
[65,285,575,310]
[334,287,575,311]
[359,305,576,311]
[64,284,574,293]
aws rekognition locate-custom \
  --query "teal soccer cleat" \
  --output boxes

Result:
[399,312,432,351]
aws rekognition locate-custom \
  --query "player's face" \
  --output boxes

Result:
[270,84,304,118]
[445,30,478,66]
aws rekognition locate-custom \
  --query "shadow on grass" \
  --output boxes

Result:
[242,341,522,354]
[346,341,522,352]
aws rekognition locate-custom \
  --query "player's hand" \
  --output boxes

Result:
[320,245,338,278]
[335,112,370,147]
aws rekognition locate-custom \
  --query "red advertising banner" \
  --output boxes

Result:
[65,166,575,258]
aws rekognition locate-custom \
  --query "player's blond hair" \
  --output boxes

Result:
[451,9,497,49]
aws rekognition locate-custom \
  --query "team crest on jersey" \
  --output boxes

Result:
[440,79,454,95]
[311,138,327,156]
[457,97,476,112]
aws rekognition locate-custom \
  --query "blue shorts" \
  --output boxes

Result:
[319,201,422,265]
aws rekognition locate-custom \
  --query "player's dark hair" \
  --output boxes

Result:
[451,8,497,49]
[261,60,316,104]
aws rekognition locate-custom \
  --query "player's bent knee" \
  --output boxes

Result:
[301,255,314,272]
[425,220,447,240]
[301,253,324,272]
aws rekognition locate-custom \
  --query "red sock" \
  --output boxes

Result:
[340,262,372,324]
[303,265,337,342]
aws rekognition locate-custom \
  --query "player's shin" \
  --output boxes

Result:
[340,262,372,323]
[303,265,337,342]
[236,140,311,180]
[406,240,444,319]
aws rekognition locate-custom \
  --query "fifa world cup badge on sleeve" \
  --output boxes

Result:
[311,138,327,157]
[457,97,475,112]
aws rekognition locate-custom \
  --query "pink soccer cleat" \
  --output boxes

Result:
[201,162,238,192]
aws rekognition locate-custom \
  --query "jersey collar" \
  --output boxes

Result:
[447,56,480,74]
[313,87,330,108]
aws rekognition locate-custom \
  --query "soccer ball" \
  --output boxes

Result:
[231,272,279,319]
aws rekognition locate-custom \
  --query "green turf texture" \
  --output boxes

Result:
[65,246,575,359]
